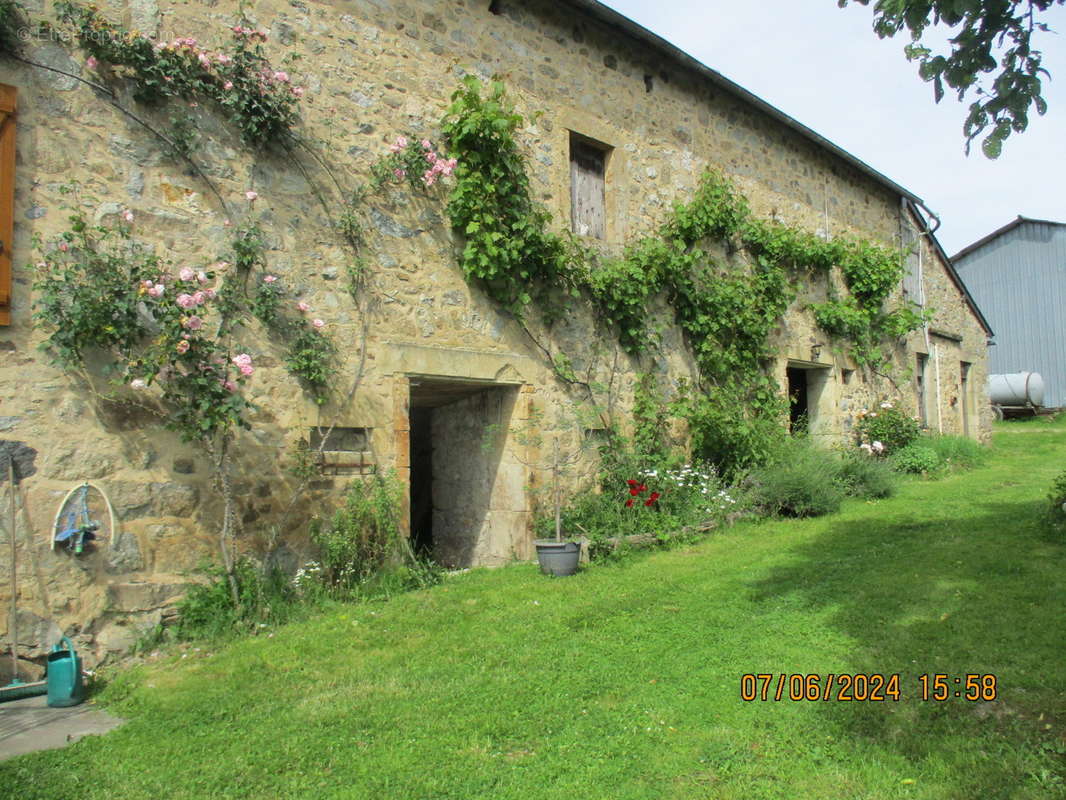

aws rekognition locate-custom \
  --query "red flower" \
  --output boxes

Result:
[625,498,635,507]
[626,479,639,487]
[638,484,647,493]
[629,487,640,496]
[644,491,661,507]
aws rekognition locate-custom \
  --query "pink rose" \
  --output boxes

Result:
[176,340,190,354]
[217,53,232,65]
[179,267,196,282]
[426,150,437,163]
[197,271,207,284]
[393,168,406,179]
[86,56,98,70]
[239,364,254,377]
[273,71,289,83]
[296,301,310,312]
[245,190,258,201]
[421,139,432,150]
[192,290,206,305]
[147,285,164,298]
[312,318,325,329]
[58,242,69,252]
[263,275,277,283]
[222,379,237,392]
[223,81,234,91]
[231,353,252,368]
[176,293,196,310]
[183,315,203,331]
[292,86,304,98]
[121,209,134,222]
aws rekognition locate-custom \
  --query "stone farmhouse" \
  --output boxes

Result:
[0,0,991,665]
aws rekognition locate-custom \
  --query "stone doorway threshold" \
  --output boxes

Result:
[0,694,124,761]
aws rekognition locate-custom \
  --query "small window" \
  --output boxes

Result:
[916,354,928,425]
[309,426,370,452]
[0,84,15,326]
[841,368,855,385]
[570,132,609,239]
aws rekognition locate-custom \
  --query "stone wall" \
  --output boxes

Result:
[0,0,991,665]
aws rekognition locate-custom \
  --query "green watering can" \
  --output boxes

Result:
[46,637,85,708]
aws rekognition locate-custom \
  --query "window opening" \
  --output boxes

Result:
[569,132,609,239]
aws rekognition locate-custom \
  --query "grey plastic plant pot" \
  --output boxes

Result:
[534,540,581,577]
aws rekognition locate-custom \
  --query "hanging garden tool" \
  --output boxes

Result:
[52,482,115,555]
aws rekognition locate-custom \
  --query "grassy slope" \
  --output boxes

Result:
[2,419,1065,799]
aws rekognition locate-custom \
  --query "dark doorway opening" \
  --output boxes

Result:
[409,407,434,556]
[786,367,809,433]
[407,378,520,567]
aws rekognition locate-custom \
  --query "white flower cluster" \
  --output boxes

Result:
[292,560,322,590]
[639,465,737,512]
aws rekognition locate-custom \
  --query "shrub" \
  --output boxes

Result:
[176,558,299,640]
[836,451,897,499]
[310,474,406,593]
[925,434,986,471]
[749,439,845,517]
[855,404,921,453]
[891,444,941,474]
[1046,470,1066,531]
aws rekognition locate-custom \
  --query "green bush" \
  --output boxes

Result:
[176,558,300,641]
[836,451,897,499]
[1046,470,1066,531]
[891,444,941,474]
[749,439,845,517]
[925,434,986,471]
[855,404,921,453]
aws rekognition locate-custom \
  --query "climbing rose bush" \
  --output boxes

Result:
[855,402,921,454]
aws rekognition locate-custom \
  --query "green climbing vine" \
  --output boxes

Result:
[441,77,927,473]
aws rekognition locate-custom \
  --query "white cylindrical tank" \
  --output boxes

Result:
[989,372,1046,407]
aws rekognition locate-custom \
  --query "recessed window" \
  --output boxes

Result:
[309,426,370,452]
[570,132,610,239]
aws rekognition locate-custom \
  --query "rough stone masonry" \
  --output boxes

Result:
[0,0,992,667]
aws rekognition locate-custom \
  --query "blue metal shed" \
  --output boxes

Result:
[953,217,1066,408]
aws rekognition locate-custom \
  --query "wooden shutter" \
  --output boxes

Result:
[570,139,606,239]
[0,84,14,326]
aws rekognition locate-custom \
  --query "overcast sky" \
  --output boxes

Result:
[599,1,1065,256]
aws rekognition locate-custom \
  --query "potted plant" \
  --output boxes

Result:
[533,438,582,576]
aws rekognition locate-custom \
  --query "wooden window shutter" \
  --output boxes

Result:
[0,84,14,326]
[570,137,607,239]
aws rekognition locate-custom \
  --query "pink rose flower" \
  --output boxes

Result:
[121,209,134,222]
[393,168,406,179]
[217,53,232,65]
[58,242,69,252]
[245,190,258,201]
[223,81,234,91]
[197,271,207,284]
[86,56,98,70]
[192,290,206,305]
[147,285,164,298]
[395,136,408,149]
[296,301,310,312]
[183,315,203,331]
[263,275,277,283]
[421,139,432,150]
[231,353,252,368]
[222,379,238,392]
[273,71,289,83]
[176,293,196,310]
[179,267,196,282]
[239,364,254,377]
[312,318,325,329]
[292,86,304,98]
[176,340,190,354]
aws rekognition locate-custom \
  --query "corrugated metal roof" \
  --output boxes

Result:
[952,216,1066,262]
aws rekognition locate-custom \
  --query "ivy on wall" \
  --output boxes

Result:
[441,77,927,472]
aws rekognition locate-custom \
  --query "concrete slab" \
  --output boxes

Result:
[0,694,124,761]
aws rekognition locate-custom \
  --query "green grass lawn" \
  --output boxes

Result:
[3,419,1065,799]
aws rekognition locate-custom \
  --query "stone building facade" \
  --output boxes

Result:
[0,0,991,668]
